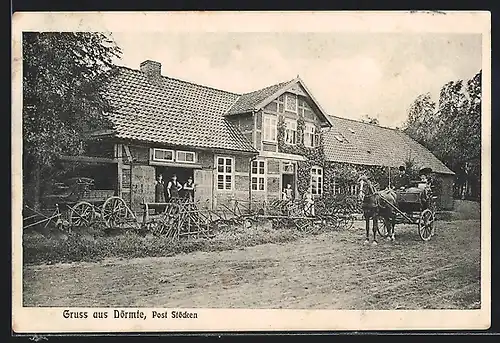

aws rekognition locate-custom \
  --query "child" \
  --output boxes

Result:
[282,183,293,200]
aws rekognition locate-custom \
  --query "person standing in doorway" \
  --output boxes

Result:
[183,176,195,202]
[155,174,166,203]
[166,174,183,202]
[282,183,293,200]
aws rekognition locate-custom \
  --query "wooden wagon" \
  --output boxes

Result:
[23,177,138,231]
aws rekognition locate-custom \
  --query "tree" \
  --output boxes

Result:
[403,93,436,148]
[23,32,122,209]
[402,70,482,200]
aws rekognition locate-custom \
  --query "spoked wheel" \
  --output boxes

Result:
[376,217,389,238]
[340,214,355,230]
[418,209,434,241]
[102,196,129,229]
[68,201,95,228]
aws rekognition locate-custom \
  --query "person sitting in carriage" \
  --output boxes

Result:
[393,165,410,190]
[418,167,433,205]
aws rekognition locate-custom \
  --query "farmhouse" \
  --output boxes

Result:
[82,60,454,215]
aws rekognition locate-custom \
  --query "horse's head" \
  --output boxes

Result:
[357,175,374,201]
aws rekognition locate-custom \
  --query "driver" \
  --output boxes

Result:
[393,165,410,190]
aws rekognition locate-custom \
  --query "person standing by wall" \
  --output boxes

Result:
[155,174,166,203]
[183,176,195,202]
[166,174,183,202]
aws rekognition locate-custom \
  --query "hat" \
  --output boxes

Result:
[399,165,406,171]
[419,167,432,176]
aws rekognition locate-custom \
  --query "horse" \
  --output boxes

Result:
[357,175,398,245]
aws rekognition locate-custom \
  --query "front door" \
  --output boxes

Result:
[281,174,295,200]
[194,169,213,209]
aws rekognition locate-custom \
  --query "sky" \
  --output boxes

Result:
[110,32,482,128]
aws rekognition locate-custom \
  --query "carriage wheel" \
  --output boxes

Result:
[341,214,355,230]
[69,201,95,228]
[102,196,129,229]
[376,217,389,238]
[418,209,434,241]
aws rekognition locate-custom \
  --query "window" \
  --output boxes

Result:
[251,160,266,191]
[263,114,278,142]
[305,123,317,147]
[284,119,297,145]
[217,157,233,190]
[152,148,174,162]
[276,94,285,113]
[285,93,298,113]
[176,150,196,163]
[348,184,358,195]
[331,178,342,195]
[282,162,294,173]
[310,166,323,195]
[298,99,308,116]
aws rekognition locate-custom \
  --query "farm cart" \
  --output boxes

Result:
[378,182,437,241]
[24,177,138,231]
[141,198,216,238]
[253,199,320,234]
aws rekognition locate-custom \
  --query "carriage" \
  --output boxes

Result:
[377,180,437,241]
[23,177,138,231]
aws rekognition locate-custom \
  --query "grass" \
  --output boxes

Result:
[23,221,308,265]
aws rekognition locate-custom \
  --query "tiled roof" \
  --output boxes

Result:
[323,116,455,175]
[226,79,296,115]
[103,67,257,153]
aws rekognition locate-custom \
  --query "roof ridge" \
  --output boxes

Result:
[327,114,401,132]
[115,64,241,97]
[239,78,296,96]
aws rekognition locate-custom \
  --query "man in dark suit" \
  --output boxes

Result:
[393,165,410,190]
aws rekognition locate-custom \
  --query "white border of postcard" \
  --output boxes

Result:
[12,11,491,333]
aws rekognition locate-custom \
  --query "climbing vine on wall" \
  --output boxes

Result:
[277,113,325,199]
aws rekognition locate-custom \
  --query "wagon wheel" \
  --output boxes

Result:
[102,196,129,228]
[376,217,389,238]
[340,214,355,230]
[418,209,434,241]
[294,218,314,233]
[68,201,95,228]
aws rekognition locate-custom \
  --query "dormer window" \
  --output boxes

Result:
[285,93,298,113]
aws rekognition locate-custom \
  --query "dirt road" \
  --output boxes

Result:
[23,219,481,309]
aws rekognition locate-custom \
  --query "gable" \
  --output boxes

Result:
[229,78,331,128]
[263,90,323,125]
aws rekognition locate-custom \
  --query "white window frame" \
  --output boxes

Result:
[299,99,308,116]
[282,161,295,174]
[310,166,323,195]
[285,93,298,113]
[276,94,285,113]
[349,184,358,196]
[304,123,316,148]
[216,156,234,191]
[284,118,297,145]
[263,114,278,142]
[176,150,197,163]
[152,148,174,162]
[251,159,266,191]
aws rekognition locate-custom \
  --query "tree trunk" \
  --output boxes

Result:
[33,162,41,210]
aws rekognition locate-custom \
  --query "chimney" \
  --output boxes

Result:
[140,60,162,78]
